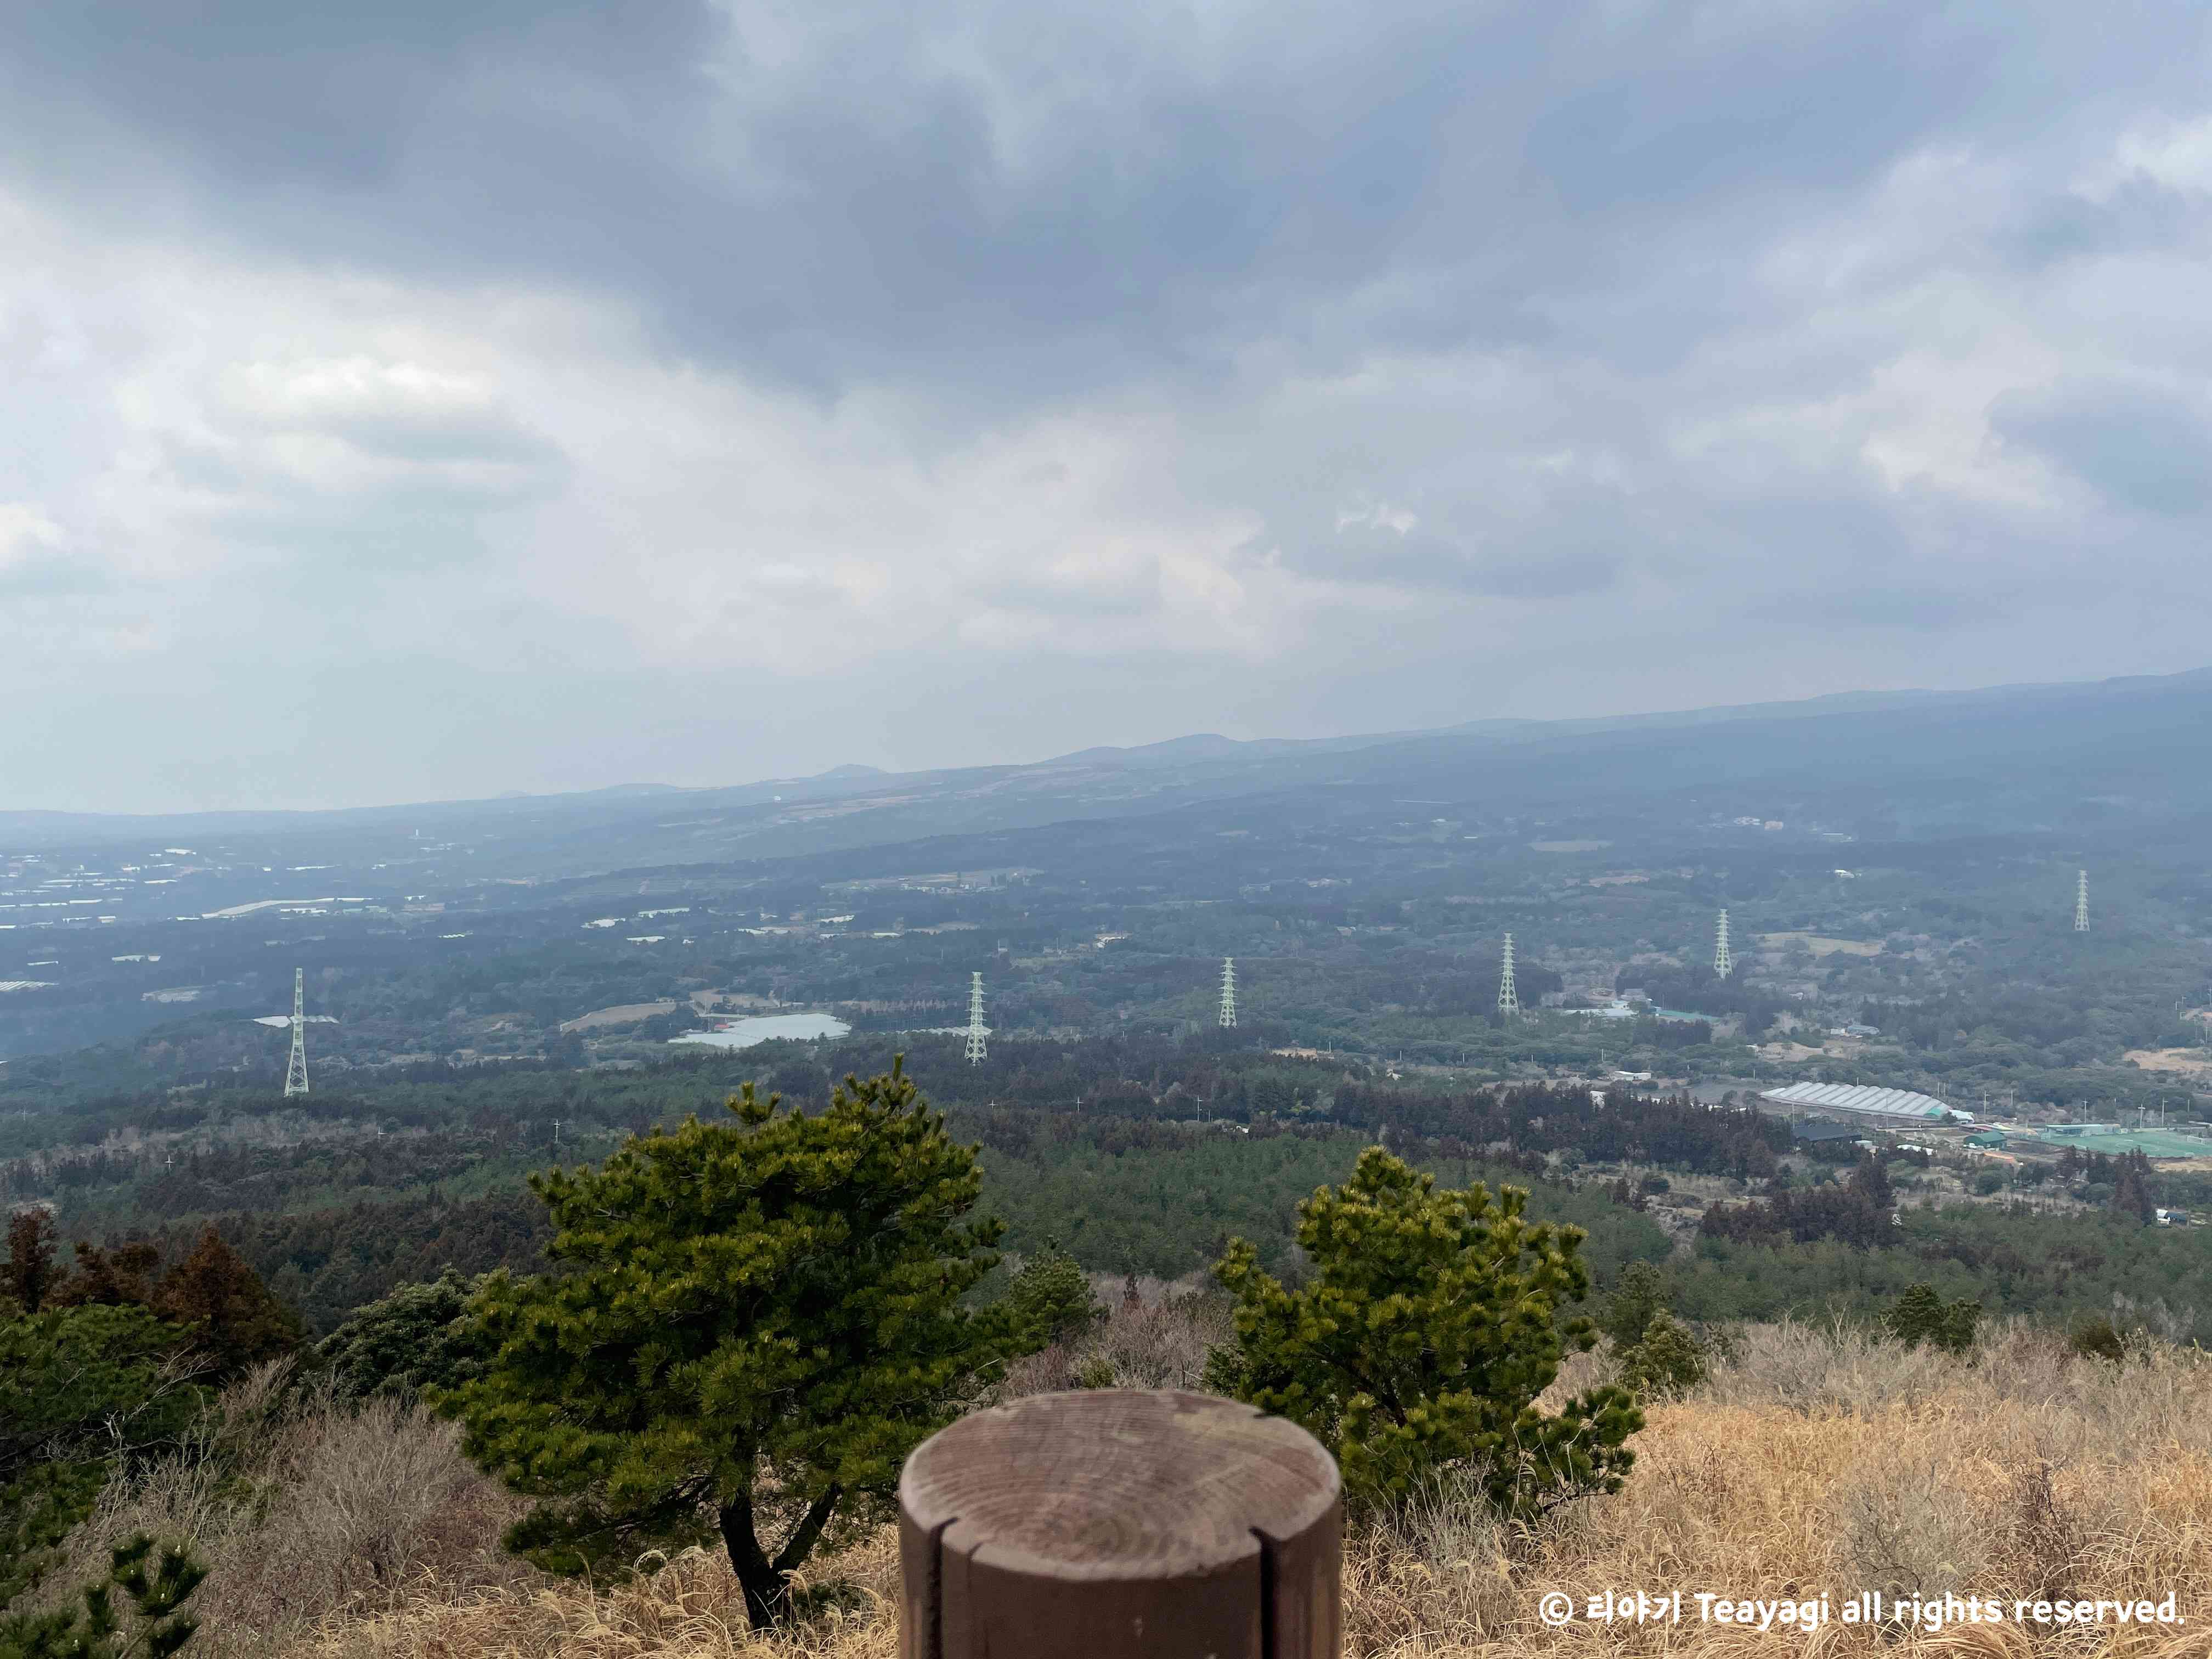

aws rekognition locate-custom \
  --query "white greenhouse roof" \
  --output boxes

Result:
[1758,1082,1954,1120]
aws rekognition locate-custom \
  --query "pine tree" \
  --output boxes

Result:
[1597,1261,1669,1351]
[1884,1283,1981,1355]
[315,1268,494,1399]
[1205,1147,1643,1519]
[153,1228,303,1378]
[1613,1311,1707,1400]
[1003,1238,1102,1348]
[1,1535,206,1659]
[0,1306,207,1626]
[444,1062,1030,1629]
[1847,1152,1894,1213]
[2110,1151,2156,1225]
[2,1210,58,1314]
[53,1241,162,1310]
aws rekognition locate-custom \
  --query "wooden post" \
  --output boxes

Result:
[899,1388,1340,1659]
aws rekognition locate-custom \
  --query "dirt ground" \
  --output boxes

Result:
[1757,932,1883,957]
[2126,1047,2212,1078]
[557,1001,680,1031]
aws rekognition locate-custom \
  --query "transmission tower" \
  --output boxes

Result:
[964,971,988,1065]
[1218,957,1237,1028]
[1714,908,1733,980]
[1497,933,1520,1018]
[2075,869,2089,932]
[283,967,310,1097]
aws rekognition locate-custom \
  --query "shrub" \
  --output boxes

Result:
[1613,1311,1707,1400]
[1205,1147,1643,1519]
[1883,1284,1980,1355]
[2068,1314,2127,1363]
[315,1269,493,1399]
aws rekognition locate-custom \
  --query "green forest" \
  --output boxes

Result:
[12,1034,2212,1342]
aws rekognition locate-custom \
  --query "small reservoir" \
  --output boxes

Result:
[668,1012,851,1049]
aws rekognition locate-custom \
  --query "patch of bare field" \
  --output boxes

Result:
[1753,1041,1830,1063]
[1759,933,1884,957]
[559,1002,680,1032]
[2125,1048,2212,1077]
[78,1308,2212,1659]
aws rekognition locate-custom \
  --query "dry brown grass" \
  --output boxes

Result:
[289,1538,903,1659]
[69,1311,2212,1659]
[52,1363,532,1659]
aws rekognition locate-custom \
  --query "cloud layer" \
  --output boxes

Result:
[4,1,2210,809]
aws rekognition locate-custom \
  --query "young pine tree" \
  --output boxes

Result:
[1206,1148,1643,1520]
[1884,1283,1982,1355]
[1597,1260,1669,1351]
[444,1061,1031,1629]
[2,1209,59,1315]
[1003,1238,1103,1349]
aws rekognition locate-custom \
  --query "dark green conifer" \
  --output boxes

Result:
[1884,1283,1982,1355]
[0,1305,207,1640]
[1597,1260,1670,1351]
[444,1061,1030,1629]
[315,1268,492,1399]
[1205,1147,1643,1519]
[2,1210,59,1315]
[1613,1311,1707,1400]
[1003,1238,1102,1348]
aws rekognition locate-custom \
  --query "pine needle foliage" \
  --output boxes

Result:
[1596,1261,1669,1351]
[1002,1238,1102,1349]
[1206,1147,1643,1520]
[0,1307,206,1615]
[315,1268,493,1400]
[1884,1283,1982,1356]
[443,1060,1030,1630]
[1613,1311,1707,1400]
[0,1536,206,1659]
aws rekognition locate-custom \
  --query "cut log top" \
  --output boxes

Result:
[900,1389,1339,1581]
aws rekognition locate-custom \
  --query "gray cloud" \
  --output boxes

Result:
[2,2,2212,808]
[1993,384,2212,517]
[3,2,2191,394]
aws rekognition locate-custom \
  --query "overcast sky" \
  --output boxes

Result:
[5,2,2210,811]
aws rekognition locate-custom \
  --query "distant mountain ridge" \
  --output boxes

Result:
[5,664,2209,849]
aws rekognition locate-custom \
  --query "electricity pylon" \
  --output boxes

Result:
[283,967,310,1097]
[1714,908,1733,979]
[964,972,988,1065]
[2075,869,2089,932]
[1497,933,1520,1018]
[1218,957,1237,1028]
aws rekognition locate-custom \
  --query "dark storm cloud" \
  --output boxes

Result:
[7,0,2197,400]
